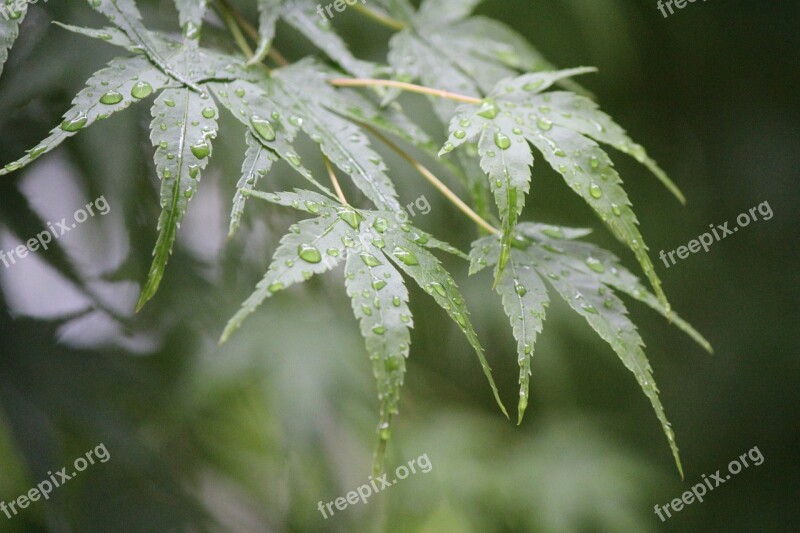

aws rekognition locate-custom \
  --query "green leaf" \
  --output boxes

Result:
[520,224,711,353]
[137,87,218,310]
[281,0,376,78]
[0,56,172,176]
[173,0,208,41]
[444,69,672,313]
[86,0,202,91]
[228,132,279,237]
[533,91,684,203]
[472,223,711,475]
[0,0,27,78]
[380,219,508,418]
[273,61,402,210]
[386,0,586,119]
[413,0,481,28]
[250,0,281,64]
[220,204,350,342]
[222,193,507,470]
[470,234,549,424]
[208,78,332,197]
[344,250,411,475]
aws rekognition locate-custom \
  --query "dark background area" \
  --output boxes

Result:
[0,0,797,531]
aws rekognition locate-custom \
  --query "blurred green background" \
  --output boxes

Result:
[0,0,797,531]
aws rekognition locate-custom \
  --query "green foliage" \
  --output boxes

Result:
[0,0,27,78]
[0,0,710,476]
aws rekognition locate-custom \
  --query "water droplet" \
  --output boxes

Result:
[326,248,340,257]
[372,237,385,248]
[372,279,387,290]
[29,145,46,159]
[61,113,88,132]
[360,253,382,267]
[285,153,302,166]
[288,115,303,127]
[338,208,363,229]
[590,156,600,169]
[372,325,386,335]
[582,304,598,314]
[392,246,418,266]
[392,296,401,307]
[536,117,553,131]
[250,115,276,142]
[515,283,527,296]
[459,118,471,127]
[99,90,123,105]
[452,312,468,328]
[477,101,499,119]
[201,107,216,119]
[589,183,603,199]
[523,80,544,92]
[297,244,322,263]
[441,142,455,153]
[454,129,466,139]
[585,256,605,273]
[427,282,446,297]
[604,298,614,309]
[541,228,564,239]
[494,132,511,150]
[267,281,284,293]
[190,139,210,159]
[163,98,176,107]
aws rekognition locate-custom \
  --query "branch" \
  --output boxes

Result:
[329,78,482,104]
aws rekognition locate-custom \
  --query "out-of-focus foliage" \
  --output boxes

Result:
[0,1,797,532]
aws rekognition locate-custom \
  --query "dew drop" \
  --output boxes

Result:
[295,244,320,264]
[61,113,88,132]
[494,132,511,150]
[392,246,419,266]
[250,115,276,142]
[338,208,363,229]
[99,90,123,105]
[190,139,210,160]
[477,101,499,119]
[589,183,603,199]
[360,253,382,267]
[585,256,605,273]
[536,117,553,131]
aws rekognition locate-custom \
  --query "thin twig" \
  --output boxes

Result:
[329,78,482,104]
[324,156,349,206]
[351,4,406,31]
[363,125,498,234]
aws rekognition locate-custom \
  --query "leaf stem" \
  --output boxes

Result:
[364,125,498,234]
[351,5,406,31]
[329,78,482,104]
[214,0,289,66]
[214,0,253,59]
[324,156,349,206]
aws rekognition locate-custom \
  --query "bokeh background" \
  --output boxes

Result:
[0,0,797,531]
